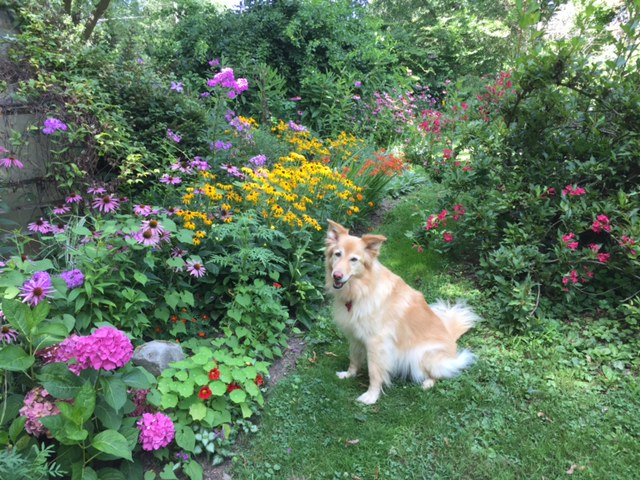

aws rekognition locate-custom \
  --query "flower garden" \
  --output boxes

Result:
[1,0,639,478]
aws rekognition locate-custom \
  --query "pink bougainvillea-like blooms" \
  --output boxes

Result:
[19,386,61,437]
[137,412,176,451]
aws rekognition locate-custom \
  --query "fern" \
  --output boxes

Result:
[0,444,66,480]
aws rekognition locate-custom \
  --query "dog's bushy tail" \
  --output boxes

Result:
[431,300,479,341]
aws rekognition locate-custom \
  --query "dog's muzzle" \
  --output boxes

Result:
[332,272,347,290]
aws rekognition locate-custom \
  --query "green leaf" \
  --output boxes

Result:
[235,293,252,308]
[189,402,207,421]
[180,290,195,307]
[229,389,247,404]
[0,345,35,372]
[210,381,227,396]
[100,376,128,411]
[176,425,196,452]
[184,460,203,480]
[38,363,85,399]
[31,300,51,327]
[160,392,178,409]
[9,416,26,441]
[122,367,155,389]
[2,299,30,336]
[92,430,133,461]
[164,290,180,310]
[95,399,123,430]
[96,468,126,480]
[133,271,148,286]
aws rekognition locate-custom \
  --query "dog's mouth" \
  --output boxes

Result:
[333,278,348,290]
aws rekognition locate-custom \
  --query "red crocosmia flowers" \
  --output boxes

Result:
[255,374,264,387]
[209,368,220,381]
[198,386,212,400]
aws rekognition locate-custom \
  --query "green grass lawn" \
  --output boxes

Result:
[230,186,640,480]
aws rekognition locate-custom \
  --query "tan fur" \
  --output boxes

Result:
[325,220,478,404]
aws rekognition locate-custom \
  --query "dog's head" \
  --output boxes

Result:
[325,220,387,292]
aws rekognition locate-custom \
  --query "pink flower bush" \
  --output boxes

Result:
[137,412,175,451]
[19,386,61,437]
[51,327,133,374]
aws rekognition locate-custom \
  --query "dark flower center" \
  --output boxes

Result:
[33,287,43,296]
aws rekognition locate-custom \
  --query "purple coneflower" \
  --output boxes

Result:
[52,204,71,215]
[186,259,206,278]
[28,218,53,234]
[170,160,193,174]
[160,174,182,185]
[65,192,83,204]
[190,157,210,171]
[51,222,66,234]
[140,218,165,235]
[171,247,187,258]
[87,186,107,195]
[92,194,120,213]
[133,204,155,217]
[134,229,160,247]
[20,272,55,306]
[0,325,19,344]
[0,156,24,169]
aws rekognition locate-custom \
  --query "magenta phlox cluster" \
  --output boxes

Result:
[59,269,85,289]
[42,117,68,135]
[206,67,248,98]
[137,412,175,451]
[19,386,61,437]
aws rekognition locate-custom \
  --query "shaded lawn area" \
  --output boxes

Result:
[231,186,640,479]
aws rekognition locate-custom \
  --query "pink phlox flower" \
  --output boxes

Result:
[220,164,245,179]
[212,140,232,151]
[0,156,24,169]
[597,253,610,263]
[42,118,68,135]
[443,149,453,160]
[589,243,601,252]
[567,242,579,250]
[28,218,53,234]
[59,269,85,289]
[453,204,466,220]
[186,259,206,278]
[562,270,580,285]
[208,58,220,67]
[437,210,448,222]
[426,215,439,231]
[563,184,586,196]
[443,232,454,242]
[288,121,307,132]
[137,412,175,451]
[190,157,210,170]
[562,232,575,242]
[249,154,267,167]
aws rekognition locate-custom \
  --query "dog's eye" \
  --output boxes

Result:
[350,257,358,262]
[334,251,342,258]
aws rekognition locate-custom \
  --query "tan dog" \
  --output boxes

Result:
[325,220,477,404]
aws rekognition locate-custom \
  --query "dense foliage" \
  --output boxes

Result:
[0,0,638,478]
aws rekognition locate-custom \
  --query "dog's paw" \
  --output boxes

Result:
[356,390,380,405]
[336,371,354,379]
[421,378,436,390]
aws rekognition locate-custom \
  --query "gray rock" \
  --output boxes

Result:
[132,340,185,376]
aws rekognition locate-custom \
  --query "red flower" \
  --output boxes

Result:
[227,383,240,393]
[198,386,212,400]
[443,232,454,243]
[273,282,282,289]
[255,374,264,387]
[209,368,220,381]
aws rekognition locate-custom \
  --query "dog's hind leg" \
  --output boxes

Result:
[337,339,366,379]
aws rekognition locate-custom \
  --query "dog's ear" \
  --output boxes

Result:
[361,234,387,257]
[326,220,349,246]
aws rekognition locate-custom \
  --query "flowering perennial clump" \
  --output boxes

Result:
[137,412,176,451]
[19,386,61,437]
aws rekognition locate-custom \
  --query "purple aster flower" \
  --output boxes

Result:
[28,218,53,234]
[20,271,55,307]
[0,156,24,169]
[249,154,267,167]
[92,194,120,213]
[288,121,307,132]
[170,81,184,92]
[160,174,182,185]
[185,259,206,278]
[65,192,83,204]
[212,140,232,151]
[42,118,68,135]
[224,110,236,122]
[208,58,220,67]
[207,68,236,89]
[354,80,362,88]
[59,269,84,289]
[166,129,182,143]
[136,57,144,64]
[190,157,210,170]
[52,204,71,215]
[137,412,175,451]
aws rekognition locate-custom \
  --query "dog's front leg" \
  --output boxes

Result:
[337,339,365,379]
[357,340,388,405]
